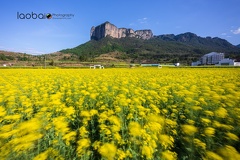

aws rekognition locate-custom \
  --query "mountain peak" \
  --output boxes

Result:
[180,32,197,36]
[90,21,153,40]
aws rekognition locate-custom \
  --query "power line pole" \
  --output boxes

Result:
[44,55,46,69]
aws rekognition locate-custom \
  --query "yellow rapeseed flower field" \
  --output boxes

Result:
[0,68,240,159]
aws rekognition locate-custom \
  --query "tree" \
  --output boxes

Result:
[49,60,54,66]
[0,54,7,60]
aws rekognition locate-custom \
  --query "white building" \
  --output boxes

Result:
[217,58,234,65]
[201,52,224,65]
[191,61,201,66]
[234,62,240,66]
[192,52,225,66]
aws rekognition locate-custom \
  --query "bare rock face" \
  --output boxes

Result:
[90,21,153,40]
[135,30,153,40]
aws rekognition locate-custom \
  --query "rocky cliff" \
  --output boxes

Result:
[90,21,153,40]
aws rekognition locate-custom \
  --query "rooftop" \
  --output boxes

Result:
[203,52,224,57]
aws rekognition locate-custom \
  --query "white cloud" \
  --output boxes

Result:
[221,33,227,36]
[138,17,148,24]
[19,48,45,55]
[129,17,149,27]
[2,47,16,52]
[0,46,44,54]
[129,23,135,26]
[231,27,240,34]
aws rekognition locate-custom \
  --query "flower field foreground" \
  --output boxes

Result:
[0,68,240,160]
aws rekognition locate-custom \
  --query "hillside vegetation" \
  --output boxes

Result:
[60,32,240,64]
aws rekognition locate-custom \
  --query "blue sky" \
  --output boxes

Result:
[0,0,240,55]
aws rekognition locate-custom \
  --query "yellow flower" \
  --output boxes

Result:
[90,109,98,116]
[141,145,154,159]
[108,116,121,127]
[77,138,90,156]
[192,106,202,111]
[204,127,215,137]
[63,131,77,145]
[148,114,164,124]
[111,125,121,132]
[80,110,91,118]
[113,133,123,144]
[215,107,228,118]
[193,138,206,150]
[225,132,239,141]
[1,65,240,159]
[53,116,69,136]
[90,93,98,99]
[161,150,177,160]
[204,110,214,116]
[147,121,162,133]
[149,104,160,114]
[165,119,177,128]
[0,123,14,133]
[79,126,88,138]
[127,113,134,119]
[218,145,240,160]
[98,143,117,160]
[116,149,127,160]
[13,142,34,153]
[63,106,75,117]
[187,119,195,125]
[220,124,234,131]
[201,118,211,125]
[0,106,6,117]
[93,141,101,150]
[159,134,174,149]
[205,151,223,160]
[181,125,198,135]
[4,114,21,121]
[33,148,64,160]
[0,124,17,139]
[128,121,142,137]
[33,150,49,160]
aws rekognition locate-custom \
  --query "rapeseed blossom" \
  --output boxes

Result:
[141,145,154,159]
[225,132,239,141]
[77,138,91,156]
[181,124,198,135]
[204,127,215,137]
[218,145,240,160]
[0,68,239,159]
[128,121,142,137]
[205,151,223,160]
[161,150,177,160]
[98,143,117,160]
[159,134,174,149]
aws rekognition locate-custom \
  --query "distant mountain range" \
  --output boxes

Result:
[60,31,240,64]
[1,21,240,65]
[154,32,238,51]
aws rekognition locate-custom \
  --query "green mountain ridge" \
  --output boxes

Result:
[60,32,240,64]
